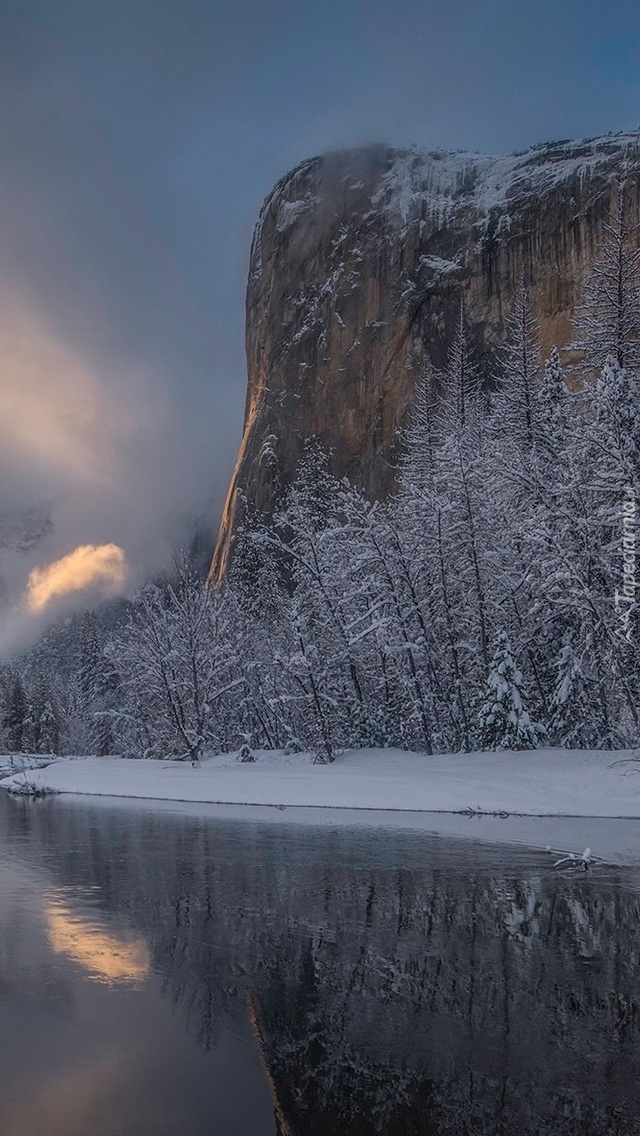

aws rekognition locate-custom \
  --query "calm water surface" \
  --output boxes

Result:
[0,791,639,1136]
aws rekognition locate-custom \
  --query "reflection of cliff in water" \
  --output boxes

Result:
[11,802,640,1135]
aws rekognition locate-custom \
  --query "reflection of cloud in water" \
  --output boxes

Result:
[44,901,150,986]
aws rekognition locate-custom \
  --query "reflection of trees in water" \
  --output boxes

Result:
[18,804,640,1135]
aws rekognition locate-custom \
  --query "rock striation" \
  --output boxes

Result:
[210,131,640,581]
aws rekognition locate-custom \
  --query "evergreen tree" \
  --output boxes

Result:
[493,280,542,453]
[476,632,547,751]
[20,671,61,754]
[589,356,640,486]
[401,365,439,488]
[549,636,601,749]
[438,302,482,435]
[3,675,27,753]
[534,346,572,456]
[573,184,640,372]
[510,346,576,723]
[38,699,61,754]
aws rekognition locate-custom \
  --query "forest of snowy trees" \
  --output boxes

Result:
[1,194,639,761]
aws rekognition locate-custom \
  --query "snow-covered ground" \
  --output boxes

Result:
[3,747,640,865]
[0,754,54,779]
[2,745,639,816]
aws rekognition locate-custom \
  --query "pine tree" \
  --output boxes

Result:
[573,184,640,372]
[38,699,60,755]
[264,448,375,754]
[476,632,547,751]
[400,364,439,490]
[511,346,576,722]
[589,356,640,486]
[438,302,482,435]
[534,346,572,455]
[396,312,498,750]
[493,279,542,453]
[20,672,61,754]
[549,636,601,749]
[3,675,27,753]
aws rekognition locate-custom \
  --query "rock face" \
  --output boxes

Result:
[210,131,640,582]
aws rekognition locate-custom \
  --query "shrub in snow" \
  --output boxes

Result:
[6,773,58,798]
[476,631,547,751]
[238,743,255,763]
[283,739,304,755]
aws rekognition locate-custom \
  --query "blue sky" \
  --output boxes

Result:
[0,0,637,579]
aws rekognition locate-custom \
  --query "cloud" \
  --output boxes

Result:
[0,281,222,653]
[24,544,128,614]
[0,292,119,499]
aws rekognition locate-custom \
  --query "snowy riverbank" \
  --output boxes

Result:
[2,746,639,818]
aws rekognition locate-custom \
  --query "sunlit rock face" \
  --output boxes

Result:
[210,131,640,581]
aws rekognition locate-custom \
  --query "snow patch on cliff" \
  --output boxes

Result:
[369,132,640,235]
[420,254,464,277]
[276,194,319,234]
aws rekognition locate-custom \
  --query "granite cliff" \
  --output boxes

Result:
[210,131,640,581]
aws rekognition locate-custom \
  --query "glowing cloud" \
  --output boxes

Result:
[25,543,128,613]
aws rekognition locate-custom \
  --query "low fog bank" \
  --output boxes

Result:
[0,286,231,657]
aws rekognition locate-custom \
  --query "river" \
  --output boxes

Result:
[0,791,639,1135]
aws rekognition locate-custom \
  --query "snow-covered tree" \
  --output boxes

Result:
[3,674,27,752]
[21,671,62,754]
[37,698,61,754]
[573,184,640,372]
[493,280,542,454]
[401,364,439,487]
[534,346,573,456]
[112,556,241,761]
[476,631,547,751]
[438,303,482,435]
[549,635,601,749]
[588,355,640,486]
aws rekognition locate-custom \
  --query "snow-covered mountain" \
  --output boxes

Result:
[211,130,640,580]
